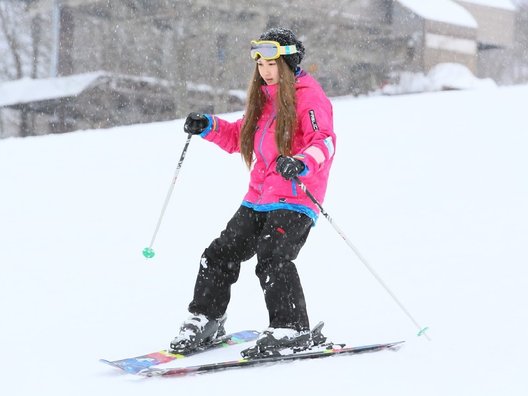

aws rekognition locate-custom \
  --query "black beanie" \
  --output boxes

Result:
[258,27,305,71]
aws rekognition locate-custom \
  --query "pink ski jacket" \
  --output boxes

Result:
[200,69,336,223]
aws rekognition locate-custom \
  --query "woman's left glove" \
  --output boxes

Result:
[276,156,306,180]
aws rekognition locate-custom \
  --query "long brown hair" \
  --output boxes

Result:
[240,57,298,168]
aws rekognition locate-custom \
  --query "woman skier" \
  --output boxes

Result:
[170,27,336,356]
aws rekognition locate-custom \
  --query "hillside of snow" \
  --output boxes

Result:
[1,85,527,395]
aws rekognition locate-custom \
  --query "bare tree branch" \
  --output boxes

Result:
[0,3,23,78]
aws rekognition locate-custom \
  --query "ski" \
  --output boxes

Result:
[100,330,259,374]
[139,340,404,378]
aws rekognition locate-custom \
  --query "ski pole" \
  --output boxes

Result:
[142,133,193,259]
[293,177,430,340]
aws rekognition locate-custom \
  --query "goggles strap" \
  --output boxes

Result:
[279,44,297,55]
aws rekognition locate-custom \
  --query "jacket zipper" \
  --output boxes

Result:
[255,113,276,203]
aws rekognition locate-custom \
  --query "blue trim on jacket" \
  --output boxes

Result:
[295,67,304,78]
[241,200,318,225]
[200,114,214,138]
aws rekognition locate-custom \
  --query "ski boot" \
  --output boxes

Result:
[169,313,227,354]
[241,322,327,358]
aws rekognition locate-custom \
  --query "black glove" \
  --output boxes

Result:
[184,112,210,135]
[276,155,306,180]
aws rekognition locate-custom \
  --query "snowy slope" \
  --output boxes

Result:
[1,85,527,395]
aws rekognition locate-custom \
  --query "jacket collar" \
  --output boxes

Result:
[261,83,278,100]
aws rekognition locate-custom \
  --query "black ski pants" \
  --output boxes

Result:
[188,205,312,331]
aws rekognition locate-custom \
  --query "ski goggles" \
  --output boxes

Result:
[250,40,298,60]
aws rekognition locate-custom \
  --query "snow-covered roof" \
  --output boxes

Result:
[0,72,245,110]
[456,0,516,11]
[0,72,176,108]
[0,72,105,108]
[397,0,479,28]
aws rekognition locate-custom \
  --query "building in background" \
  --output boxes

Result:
[0,72,175,136]
[0,0,520,137]
[454,0,517,80]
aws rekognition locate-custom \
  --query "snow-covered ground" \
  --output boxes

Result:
[382,62,497,95]
[1,83,527,395]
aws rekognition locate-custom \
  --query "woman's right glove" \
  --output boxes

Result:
[184,112,210,135]
[276,155,306,180]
